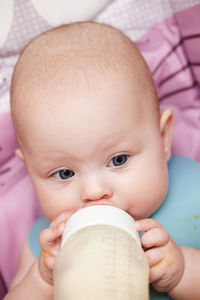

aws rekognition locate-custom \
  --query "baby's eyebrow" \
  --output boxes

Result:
[102,137,141,151]
[36,151,82,170]
[36,156,68,170]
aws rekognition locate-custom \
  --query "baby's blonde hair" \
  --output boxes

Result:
[11,22,159,144]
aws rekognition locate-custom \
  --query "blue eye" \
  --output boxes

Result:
[53,169,75,180]
[109,155,128,167]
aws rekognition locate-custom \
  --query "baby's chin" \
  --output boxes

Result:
[127,209,154,221]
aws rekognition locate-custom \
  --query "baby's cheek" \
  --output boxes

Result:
[128,176,168,219]
[145,173,168,217]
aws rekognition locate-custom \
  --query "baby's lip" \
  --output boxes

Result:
[73,201,117,214]
[84,201,116,208]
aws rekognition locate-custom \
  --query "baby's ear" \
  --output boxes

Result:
[15,148,25,162]
[160,109,173,161]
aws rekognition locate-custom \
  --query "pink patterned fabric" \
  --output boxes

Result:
[0,0,200,290]
[138,4,200,160]
[0,0,51,56]
[0,114,42,289]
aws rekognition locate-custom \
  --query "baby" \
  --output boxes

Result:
[5,22,200,299]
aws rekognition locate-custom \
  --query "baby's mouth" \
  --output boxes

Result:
[84,201,116,208]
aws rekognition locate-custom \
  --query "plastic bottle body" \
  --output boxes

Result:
[54,206,149,300]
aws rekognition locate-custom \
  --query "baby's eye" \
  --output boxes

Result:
[108,154,129,167]
[52,169,75,180]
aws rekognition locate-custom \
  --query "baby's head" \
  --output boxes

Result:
[11,22,173,221]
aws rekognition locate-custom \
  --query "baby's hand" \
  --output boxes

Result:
[38,210,75,285]
[135,219,184,293]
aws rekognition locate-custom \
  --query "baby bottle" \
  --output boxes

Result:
[54,205,149,300]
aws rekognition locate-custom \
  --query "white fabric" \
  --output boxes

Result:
[31,0,112,26]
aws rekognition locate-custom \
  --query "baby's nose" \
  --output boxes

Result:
[80,175,113,203]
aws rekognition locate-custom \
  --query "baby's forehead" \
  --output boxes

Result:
[13,22,147,84]
[11,23,159,141]
[23,68,155,130]
[17,79,150,152]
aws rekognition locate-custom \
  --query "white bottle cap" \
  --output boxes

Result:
[61,205,141,247]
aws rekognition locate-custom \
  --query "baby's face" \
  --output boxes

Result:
[19,72,171,221]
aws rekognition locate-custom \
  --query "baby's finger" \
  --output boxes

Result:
[141,227,169,249]
[135,218,162,232]
[42,252,55,270]
[39,223,65,255]
[149,262,166,285]
[149,258,177,293]
[145,246,167,267]
[50,209,77,229]
[39,252,55,285]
